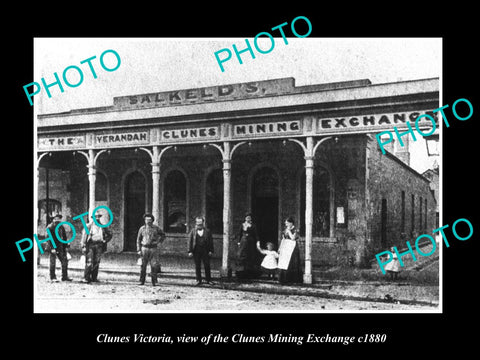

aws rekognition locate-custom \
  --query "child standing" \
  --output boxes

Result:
[258,242,279,280]
[384,247,401,281]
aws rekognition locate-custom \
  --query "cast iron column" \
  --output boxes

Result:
[304,137,314,284]
[222,142,232,278]
[151,146,160,224]
[209,140,247,278]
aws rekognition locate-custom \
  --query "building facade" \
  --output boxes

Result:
[36,77,439,283]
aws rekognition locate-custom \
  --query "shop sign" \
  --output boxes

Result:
[38,135,86,151]
[233,120,302,138]
[113,78,295,109]
[160,126,220,143]
[316,110,438,135]
[94,131,149,147]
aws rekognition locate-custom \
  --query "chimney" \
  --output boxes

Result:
[394,135,410,166]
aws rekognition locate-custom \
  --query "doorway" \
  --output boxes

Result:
[381,198,387,248]
[252,167,279,248]
[124,171,146,251]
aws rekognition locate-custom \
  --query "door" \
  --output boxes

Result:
[252,167,279,248]
[381,198,387,248]
[124,171,146,251]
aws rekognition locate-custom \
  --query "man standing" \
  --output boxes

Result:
[81,212,111,283]
[47,214,72,282]
[188,216,214,286]
[136,214,165,286]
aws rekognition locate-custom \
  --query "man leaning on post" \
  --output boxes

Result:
[136,213,165,286]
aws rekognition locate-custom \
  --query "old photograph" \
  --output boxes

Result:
[32,37,442,313]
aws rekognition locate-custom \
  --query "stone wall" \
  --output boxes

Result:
[365,135,437,262]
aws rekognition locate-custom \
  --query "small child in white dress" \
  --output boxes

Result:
[259,242,279,280]
[384,247,401,281]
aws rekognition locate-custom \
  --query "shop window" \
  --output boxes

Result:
[95,172,108,201]
[205,169,223,235]
[300,166,331,237]
[38,198,62,226]
[164,170,187,233]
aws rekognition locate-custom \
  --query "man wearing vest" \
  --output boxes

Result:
[81,212,112,283]
[188,216,214,286]
[136,213,165,286]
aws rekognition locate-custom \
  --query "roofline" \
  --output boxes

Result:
[381,147,432,183]
[37,76,438,119]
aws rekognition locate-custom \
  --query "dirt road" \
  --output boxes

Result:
[35,268,438,312]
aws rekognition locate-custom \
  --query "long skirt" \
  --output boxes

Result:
[278,244,303,284]
[236,235,261,279]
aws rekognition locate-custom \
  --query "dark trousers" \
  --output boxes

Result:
[193,246,211,282]
[140,247,161,284]
[84,242,103,282]
[49,249,68,280]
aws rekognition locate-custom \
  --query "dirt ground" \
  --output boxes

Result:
[34,267,438,312]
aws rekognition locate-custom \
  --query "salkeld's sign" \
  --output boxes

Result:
[113,78,295,109]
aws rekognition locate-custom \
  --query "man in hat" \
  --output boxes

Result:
[81,212,110,283]
[136,213,165,286]
[47,214,72,282]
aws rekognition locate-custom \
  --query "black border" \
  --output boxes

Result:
[7,7,479,355]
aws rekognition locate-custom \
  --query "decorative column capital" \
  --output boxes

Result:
[151,162,160,174]
[87,165,97,176]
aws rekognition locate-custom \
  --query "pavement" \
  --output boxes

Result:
[37,244,440,307]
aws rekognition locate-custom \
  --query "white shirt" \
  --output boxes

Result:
[90,222,103,241]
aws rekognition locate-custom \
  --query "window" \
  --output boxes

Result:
[419,196,423,230]
[411,194,415,234]
[205,169,223,234]
[424,198,428,231]
[95,172,108,201]
[164,170,187,233]
[300,166,331,237]
[401,191,405,232]
[38,199,62,223]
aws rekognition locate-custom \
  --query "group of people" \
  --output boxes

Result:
[235,213,303,284]
[45,211,304,287]
[45,212,113,283]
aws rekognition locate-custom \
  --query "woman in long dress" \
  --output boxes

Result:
[278,217,303,284]
[236,213,261,279]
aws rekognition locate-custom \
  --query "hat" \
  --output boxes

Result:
[143,213,155,221]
